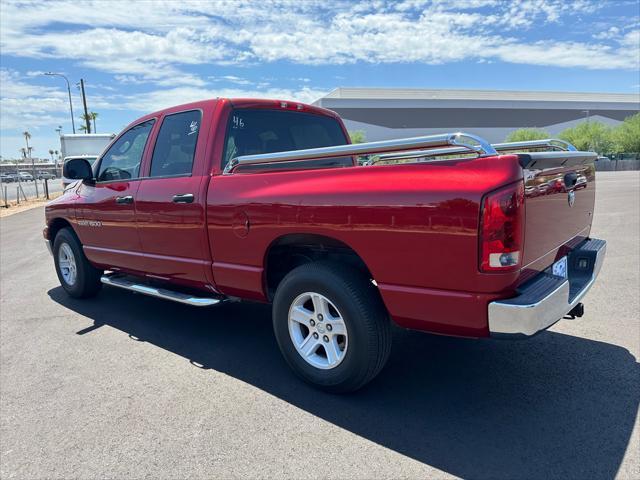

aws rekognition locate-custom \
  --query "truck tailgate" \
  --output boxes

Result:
[520,151,597,276]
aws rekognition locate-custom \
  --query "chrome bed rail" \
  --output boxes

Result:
[493,138,577,152]
[223,135,581,174]
[223,132,497,174]
[374,138,578,164]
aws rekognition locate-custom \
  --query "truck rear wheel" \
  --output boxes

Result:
[53,227,102,298]
[272,261,391,393]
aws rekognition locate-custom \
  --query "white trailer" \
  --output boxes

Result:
[60,134,115,187]
[60,133,115,160]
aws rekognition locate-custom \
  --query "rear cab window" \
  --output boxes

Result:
[222,109,350,172]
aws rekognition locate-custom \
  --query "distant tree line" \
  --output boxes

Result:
[504,112,640,155]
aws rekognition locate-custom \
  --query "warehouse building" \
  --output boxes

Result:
[313,88,640,143]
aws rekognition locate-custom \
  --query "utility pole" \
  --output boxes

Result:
[80,79,91,133]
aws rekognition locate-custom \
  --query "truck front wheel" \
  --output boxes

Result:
[272,261,391,393]
[53,227,102,298]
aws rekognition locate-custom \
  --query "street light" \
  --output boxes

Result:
[44,72,76,133]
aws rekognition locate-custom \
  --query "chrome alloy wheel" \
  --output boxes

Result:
[288,292,348,370]
[58,242,77,286]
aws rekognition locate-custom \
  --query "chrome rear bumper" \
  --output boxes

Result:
[488,238,606,338]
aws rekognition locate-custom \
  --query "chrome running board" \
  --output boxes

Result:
[100,274,224,307]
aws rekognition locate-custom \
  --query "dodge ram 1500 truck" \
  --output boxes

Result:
[45,98,606,392]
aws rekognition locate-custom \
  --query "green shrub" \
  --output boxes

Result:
[613,112,640,153]
[348,130,366,144]
[559,121,615,153]
[504,128,550,142]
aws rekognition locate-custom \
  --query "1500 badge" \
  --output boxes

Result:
[77,219,102,227]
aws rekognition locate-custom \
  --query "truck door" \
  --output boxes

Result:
[76,120,155,272]
[135,109,211,290]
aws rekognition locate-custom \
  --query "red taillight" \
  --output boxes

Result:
[480,181,525,272]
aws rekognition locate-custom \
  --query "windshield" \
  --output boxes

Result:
[222,109,350,171]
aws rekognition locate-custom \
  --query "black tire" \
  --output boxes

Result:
[272,261,392,393]
[53,227,102,298]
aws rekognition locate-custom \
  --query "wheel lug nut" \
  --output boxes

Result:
[310,319,315,326]
[313,332,319,339]
[326,324,332,331]
[317,314,323,321]
[323,335,329,342]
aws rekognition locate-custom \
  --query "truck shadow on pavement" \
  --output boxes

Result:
[48,286,639,480]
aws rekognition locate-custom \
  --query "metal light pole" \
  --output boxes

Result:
[44,72,76,133]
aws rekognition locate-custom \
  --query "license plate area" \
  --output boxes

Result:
[551,256,568,279]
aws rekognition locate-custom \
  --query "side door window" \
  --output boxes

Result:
[97,120,155,182]
[149,110,202,177]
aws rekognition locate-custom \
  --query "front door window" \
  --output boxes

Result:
[97,120,155,182]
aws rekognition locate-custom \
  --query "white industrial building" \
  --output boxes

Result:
[313,88,640,143]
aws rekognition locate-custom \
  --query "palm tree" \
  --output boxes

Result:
[49,149,54,161]
[90,112,98,133]
[19,147,26,159]
[79,124,88,133]
[80,114,92,133]
[23,131,31,153]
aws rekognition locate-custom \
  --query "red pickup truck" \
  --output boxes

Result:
[44,98,606,392]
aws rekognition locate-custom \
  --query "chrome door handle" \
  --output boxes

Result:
[172,193,194,204]
[115,195,133,204]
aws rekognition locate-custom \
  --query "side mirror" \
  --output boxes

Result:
[63,158,94,182]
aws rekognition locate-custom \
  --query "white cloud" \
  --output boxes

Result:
[209,75,253,86]
[493,38,639,70]
[593,26,622,40]
[0,66,326,129]
[0,68,130,135]
[2,26,215,86]
[116,86,329,113]
[0,0,637,77]
[0,66,328,157]
[1,0,638,157]
[0,69,70,131]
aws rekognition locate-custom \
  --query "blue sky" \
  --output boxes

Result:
[1,0,639,158]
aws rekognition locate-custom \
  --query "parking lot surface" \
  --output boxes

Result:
[1,171,638,479]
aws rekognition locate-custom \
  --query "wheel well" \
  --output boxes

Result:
[48,218,73,244]
[265,234,373,300]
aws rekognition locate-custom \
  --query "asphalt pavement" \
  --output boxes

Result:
[1,171,638,479]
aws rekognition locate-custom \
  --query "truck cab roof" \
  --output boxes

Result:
[128,98,340,130]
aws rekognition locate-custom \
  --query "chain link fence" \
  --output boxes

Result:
[2,178,63,208]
